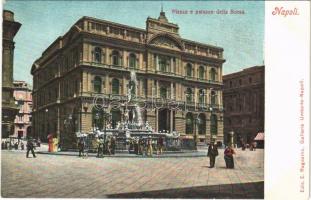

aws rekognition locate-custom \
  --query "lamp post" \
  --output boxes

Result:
[62,114,73,150]
[229,130,234,147]
[94,113,99,131]
[82,102,88,133]
[193,115,201,149]
[209,106,217,143]
[103,111,111,145]
[45,108,48,141]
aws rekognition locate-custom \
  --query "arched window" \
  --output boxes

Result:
[94,47,102,63]
[129,53,137,68]
[186,63,192,77]
[199,66,205,79]
[198,114,206,135]
[198,89,205,104]
[112,50,121,66]
[210,114,218,135]
[92,107,104,130]
[185,113,194,134]
[210,68,216,81]
[160,87,167,99]
[211,91,217,105]
[93,76,102,93]
[186,88,193,103]
[112,78,120,95]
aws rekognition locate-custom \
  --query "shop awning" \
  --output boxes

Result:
[254,132,264,141]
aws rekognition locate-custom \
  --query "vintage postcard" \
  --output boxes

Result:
[1,1,309,199]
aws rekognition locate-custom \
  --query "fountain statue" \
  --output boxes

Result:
[76,70,181,152]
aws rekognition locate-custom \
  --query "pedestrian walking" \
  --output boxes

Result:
[26,138,36,158]
[14,142,18,150]
[138,138,145,156]
[134,138,139,155]
[4,141,8,149]
[207,143,218,168]
[111,136,116,155]
[253,141,257,151]
[78,138,85,157]
[249,143,254,151]
[106,137,111,155]
[21,142,24,150]
[37,138,41,147]
[157,136,164,155]
[147,137,153,156]
[224,145,235,169]
[97,138,104,158]
[241,142,246,151]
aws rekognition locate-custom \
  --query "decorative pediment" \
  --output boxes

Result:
[148,33,184,51]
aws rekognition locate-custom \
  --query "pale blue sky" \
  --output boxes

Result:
[4,1,264,85]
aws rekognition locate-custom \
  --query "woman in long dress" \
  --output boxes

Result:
[224,145,235,168]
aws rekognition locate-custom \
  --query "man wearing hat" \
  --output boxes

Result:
[207,142,218,168]
[26,137,36,158]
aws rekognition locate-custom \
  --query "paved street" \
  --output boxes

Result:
[1,148,264,198]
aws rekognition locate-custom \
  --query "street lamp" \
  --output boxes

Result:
[209,107,216,144]
[62,114,73,150]
[45,108,49,141]
[193,115,201,149]
[229,130,234,147]
[103,111,111,145]
[94,113,99,131]
[68,114,74,135]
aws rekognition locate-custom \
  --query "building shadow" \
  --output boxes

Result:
[107,181,264,199]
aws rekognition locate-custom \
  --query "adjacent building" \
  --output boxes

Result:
[2,10,21,138]
[31,11,225,148]
[223,66,264,145]
[13,81,33,138]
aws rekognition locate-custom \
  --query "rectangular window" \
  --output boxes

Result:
[144,79,147,97]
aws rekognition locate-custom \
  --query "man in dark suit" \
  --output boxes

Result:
[26,138,36,158]
[207,143,218,168]
[78,138,85,157]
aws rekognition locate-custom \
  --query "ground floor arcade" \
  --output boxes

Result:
[32,97,224,148]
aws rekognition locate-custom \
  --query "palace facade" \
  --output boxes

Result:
[2,10,21,138]
[13,81,33,138]
[223,66,264,145]
[31,11,225,148]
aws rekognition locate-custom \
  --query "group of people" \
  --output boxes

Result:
[2,140,24,150]
[129,136,164,156]
[207,143,235,169]
[241,141,257,151]
[2,138,39,159]
[96,136,116,157]
[77,136,117,158]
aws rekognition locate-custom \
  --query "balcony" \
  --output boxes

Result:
[80,61,145,73]
[79,93,222,112]
[184,76,223,85]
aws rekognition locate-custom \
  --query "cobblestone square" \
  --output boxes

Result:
[1,148,264,198]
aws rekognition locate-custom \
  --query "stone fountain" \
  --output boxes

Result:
[76,70,180,152]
